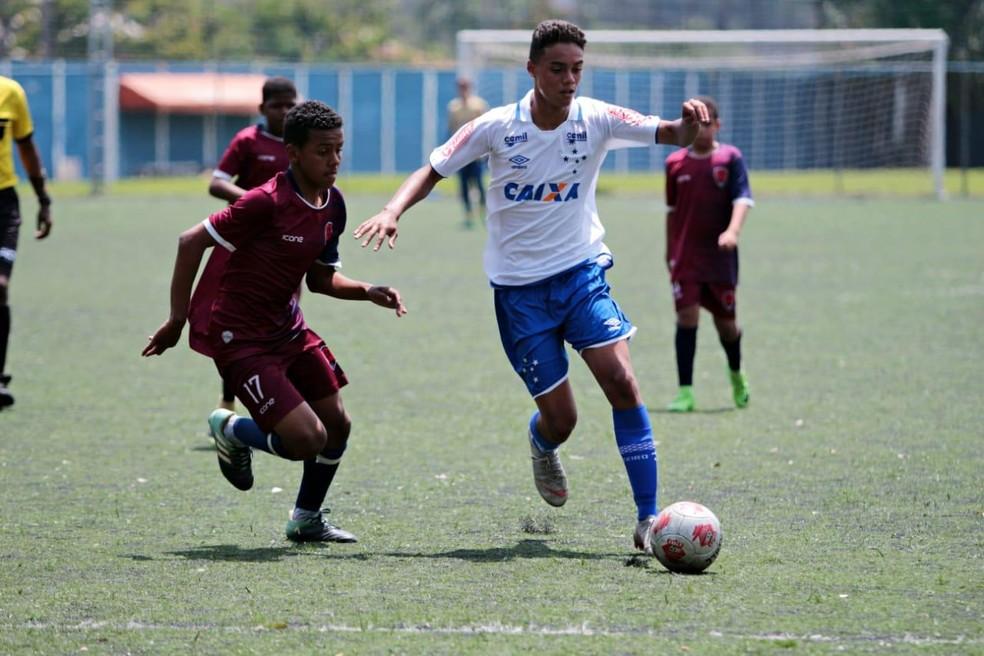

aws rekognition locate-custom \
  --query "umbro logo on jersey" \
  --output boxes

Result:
[604,317,622,331]
[282,234,304,243]
[504,182,580,202]
[504,133,528,147]
[566,131,587,144]
[509,154,530,169]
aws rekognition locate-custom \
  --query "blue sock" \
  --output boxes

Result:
[295,445,346,513]
[613,405,658,520]
[228,416,287,458]
[528,411,558,453]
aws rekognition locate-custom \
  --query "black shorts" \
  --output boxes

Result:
[0,186,20,279]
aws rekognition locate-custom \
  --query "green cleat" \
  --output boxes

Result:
[667,386,695,412]
[730,370,750,408]
[286,509,357,543]
[208,409,254,491]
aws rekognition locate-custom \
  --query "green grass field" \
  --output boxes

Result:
[0,181,981,654]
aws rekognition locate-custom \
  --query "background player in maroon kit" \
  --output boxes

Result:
[143,101,407,543]
[663,96,752,412]
[194,77,297,412]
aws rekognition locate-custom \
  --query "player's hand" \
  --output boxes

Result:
[367,285,407,317]
[681,98,711,128]
[354,209,400,251]
[142,318,184,356]
[36,205,52,240]
[718,230,739,251]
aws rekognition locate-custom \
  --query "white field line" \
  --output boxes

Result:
[7,621,980,646]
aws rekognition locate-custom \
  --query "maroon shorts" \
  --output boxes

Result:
[671,280,737,318]
[215,329,348,433]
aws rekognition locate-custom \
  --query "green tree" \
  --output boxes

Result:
[821,0,984,59]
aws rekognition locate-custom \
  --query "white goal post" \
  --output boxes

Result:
[457,29,949,199]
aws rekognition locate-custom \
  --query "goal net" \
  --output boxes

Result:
[457,29,949,198]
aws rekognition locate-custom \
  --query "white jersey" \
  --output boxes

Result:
[430,90,660,286]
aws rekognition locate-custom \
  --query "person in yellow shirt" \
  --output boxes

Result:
[0,75,53,409]
[446,78,488,228]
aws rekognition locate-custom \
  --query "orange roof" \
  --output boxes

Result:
[119,72,269,115]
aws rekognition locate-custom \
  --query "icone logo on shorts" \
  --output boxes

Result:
[504,181,580,202]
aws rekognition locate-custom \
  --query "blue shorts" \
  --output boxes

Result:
[493,261,636,398]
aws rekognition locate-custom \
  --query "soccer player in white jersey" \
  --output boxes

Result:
[354,19,709,554]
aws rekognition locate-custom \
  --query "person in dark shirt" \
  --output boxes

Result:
[198,77,297,412]
[663,96,752,412]
[144,101,406,543]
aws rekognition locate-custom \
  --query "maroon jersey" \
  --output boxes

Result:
[192,171,346,363]
[664,144,753,285]
[214,124,289,191]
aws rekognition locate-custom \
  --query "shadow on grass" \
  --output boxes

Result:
[124,544,301,563]
[649,407,736,415]
[376,539,620,562]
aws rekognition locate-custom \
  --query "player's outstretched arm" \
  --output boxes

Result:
[16,137,52,239]
[656,98,711,148]
[142,224,217,356]
[306,265,407,317]
[208,176,248,204]
[353,164,444,252]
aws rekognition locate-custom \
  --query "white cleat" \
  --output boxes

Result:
[530,436,568,507]
[634,515,658,555]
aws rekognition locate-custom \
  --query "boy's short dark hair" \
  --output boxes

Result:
[529,20,586,62]
[262,76,297,103]
[284,101,343,147]
[695,95,719,120]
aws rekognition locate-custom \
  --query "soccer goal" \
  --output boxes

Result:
[457,29,949,199]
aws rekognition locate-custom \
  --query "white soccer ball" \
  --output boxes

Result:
[651,501,722,573]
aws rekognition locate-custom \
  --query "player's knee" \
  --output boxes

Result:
[293,424,328,459]
[324,413,351,450]
[603,367,641,406]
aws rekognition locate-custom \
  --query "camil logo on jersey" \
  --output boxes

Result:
[504,133,528,147]
[566,131,587,144]
[504,181,580,202]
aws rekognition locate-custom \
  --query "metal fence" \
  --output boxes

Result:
[2,59,983,186]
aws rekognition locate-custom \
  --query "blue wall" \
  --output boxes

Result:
[2,59,968,179]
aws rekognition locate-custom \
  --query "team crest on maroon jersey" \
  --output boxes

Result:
[712,165,729,188]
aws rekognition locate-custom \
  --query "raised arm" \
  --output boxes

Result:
[657,98,710,148]
[142,223,216,356]
[306,264,407,316]
[353,164,444,251]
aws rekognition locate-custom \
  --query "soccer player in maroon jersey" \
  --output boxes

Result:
[143,101,407,543]
[194,77,297,412]
[663,96,752,412]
